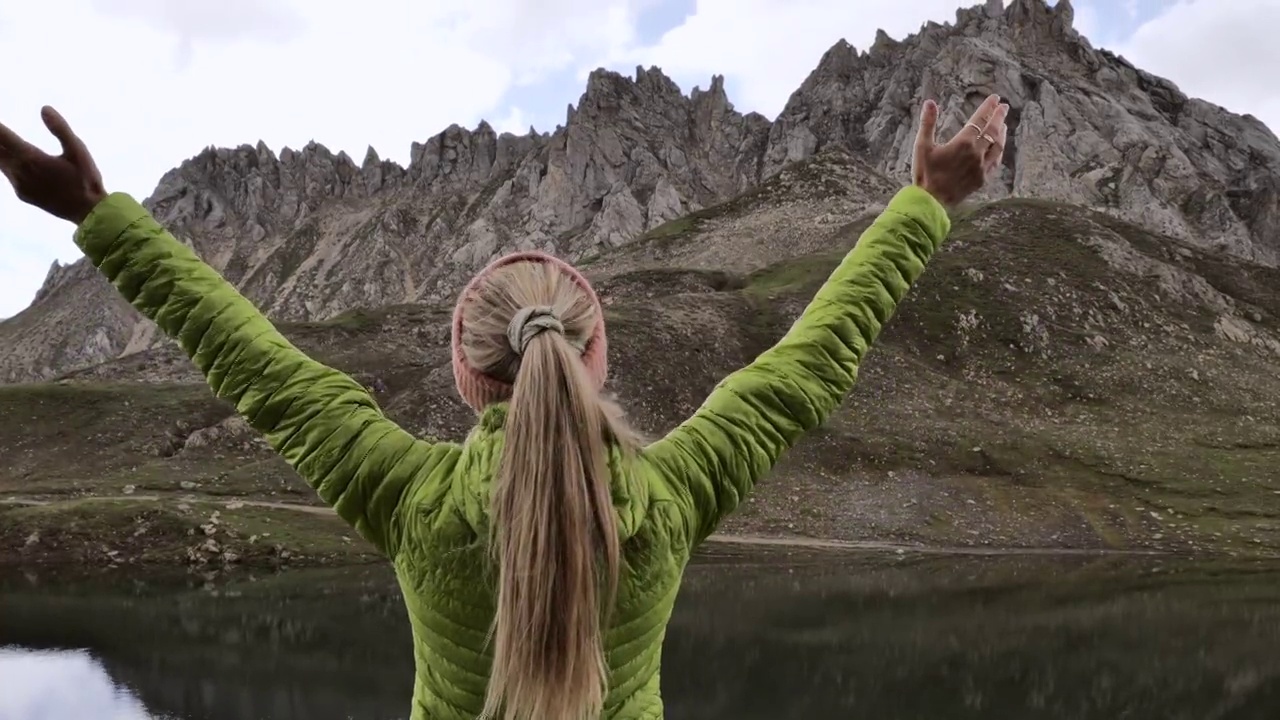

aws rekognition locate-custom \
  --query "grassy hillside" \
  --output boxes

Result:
[3,155,1279,565]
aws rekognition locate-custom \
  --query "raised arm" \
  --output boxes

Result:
[644,96,1010,546]
[72,193,458,556]
[644,186,949,543]
[0,107,460,557]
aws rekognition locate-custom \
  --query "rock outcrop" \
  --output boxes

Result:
[767,0,1280,263]
[1,0,1277,384]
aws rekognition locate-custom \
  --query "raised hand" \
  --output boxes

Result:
[912,93,1009,206]
[0,106,107,224]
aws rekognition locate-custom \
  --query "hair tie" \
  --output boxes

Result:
[507,306,564,356]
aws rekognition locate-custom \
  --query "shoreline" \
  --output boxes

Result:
[3,493,1274,569]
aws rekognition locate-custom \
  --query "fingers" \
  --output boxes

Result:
[959,93,1001,142]
[977,102,1008,153]
[968,93,1001,129]
[983,118,1008,173]
[0,119,37,162]
[41,106,93,167]
[982,102,1009,135]
[965,102,1008,174]
[914,99,939,155]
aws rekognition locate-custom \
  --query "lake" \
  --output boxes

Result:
[1,546,1278,719]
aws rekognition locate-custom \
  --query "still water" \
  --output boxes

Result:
[0,547,1278,720]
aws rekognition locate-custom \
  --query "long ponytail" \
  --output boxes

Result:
[464,263,635,720]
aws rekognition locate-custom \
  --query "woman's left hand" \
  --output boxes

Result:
[0,106,106,224]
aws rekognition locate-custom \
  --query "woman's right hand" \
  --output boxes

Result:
[912,94,1009,206]
[0,106,107,225]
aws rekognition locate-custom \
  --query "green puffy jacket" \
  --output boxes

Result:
[74,184,950,719]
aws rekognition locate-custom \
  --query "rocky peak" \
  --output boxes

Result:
[766,0,1280,264]
[871,29,899,55]
[0,60,783,383]
[1006,0,1075,35]
[569,66,682,123]
[32,260,79,305]
[959,0,1076,34]
[688,74,727,104]
[812,39,862,76]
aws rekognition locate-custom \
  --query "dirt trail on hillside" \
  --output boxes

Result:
[0,494,334,515]
[0,494,1172,557]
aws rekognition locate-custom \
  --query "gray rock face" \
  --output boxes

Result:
[1,0,1278,384]
[766,0,1279,261]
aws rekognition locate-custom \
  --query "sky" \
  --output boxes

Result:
[1,0,1278,319]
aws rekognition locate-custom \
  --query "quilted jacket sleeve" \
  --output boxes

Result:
[74,192,458,557]
[644,185,951,545]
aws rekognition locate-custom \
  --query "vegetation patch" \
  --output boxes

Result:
[0,498,380,568]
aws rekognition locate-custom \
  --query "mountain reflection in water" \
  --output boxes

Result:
[1,549,1278,720]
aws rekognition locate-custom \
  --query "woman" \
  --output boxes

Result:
[0,95,1007,719]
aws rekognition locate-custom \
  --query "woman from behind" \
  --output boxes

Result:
[0,93,1007,719]
[455,257,639,719]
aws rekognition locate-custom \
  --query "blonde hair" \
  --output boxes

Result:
[460,260,640,720]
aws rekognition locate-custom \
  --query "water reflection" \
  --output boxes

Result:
[0,648,160,720]
[0,550,1278,720]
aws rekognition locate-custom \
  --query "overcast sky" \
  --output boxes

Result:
[1,0,1277,319]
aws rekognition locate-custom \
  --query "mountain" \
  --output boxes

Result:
[2,0,1277,384]
[1,0,1279,559]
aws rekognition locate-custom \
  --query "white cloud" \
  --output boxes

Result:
[1109,0,1280,134]
[495,107,531,135]
[89,0,308,69]
[613,0,988,119]
[90,0,308,44]
[1071,3,1103,43]
[451,0,661,86]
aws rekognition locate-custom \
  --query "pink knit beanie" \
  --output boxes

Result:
[451,251,608,412]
